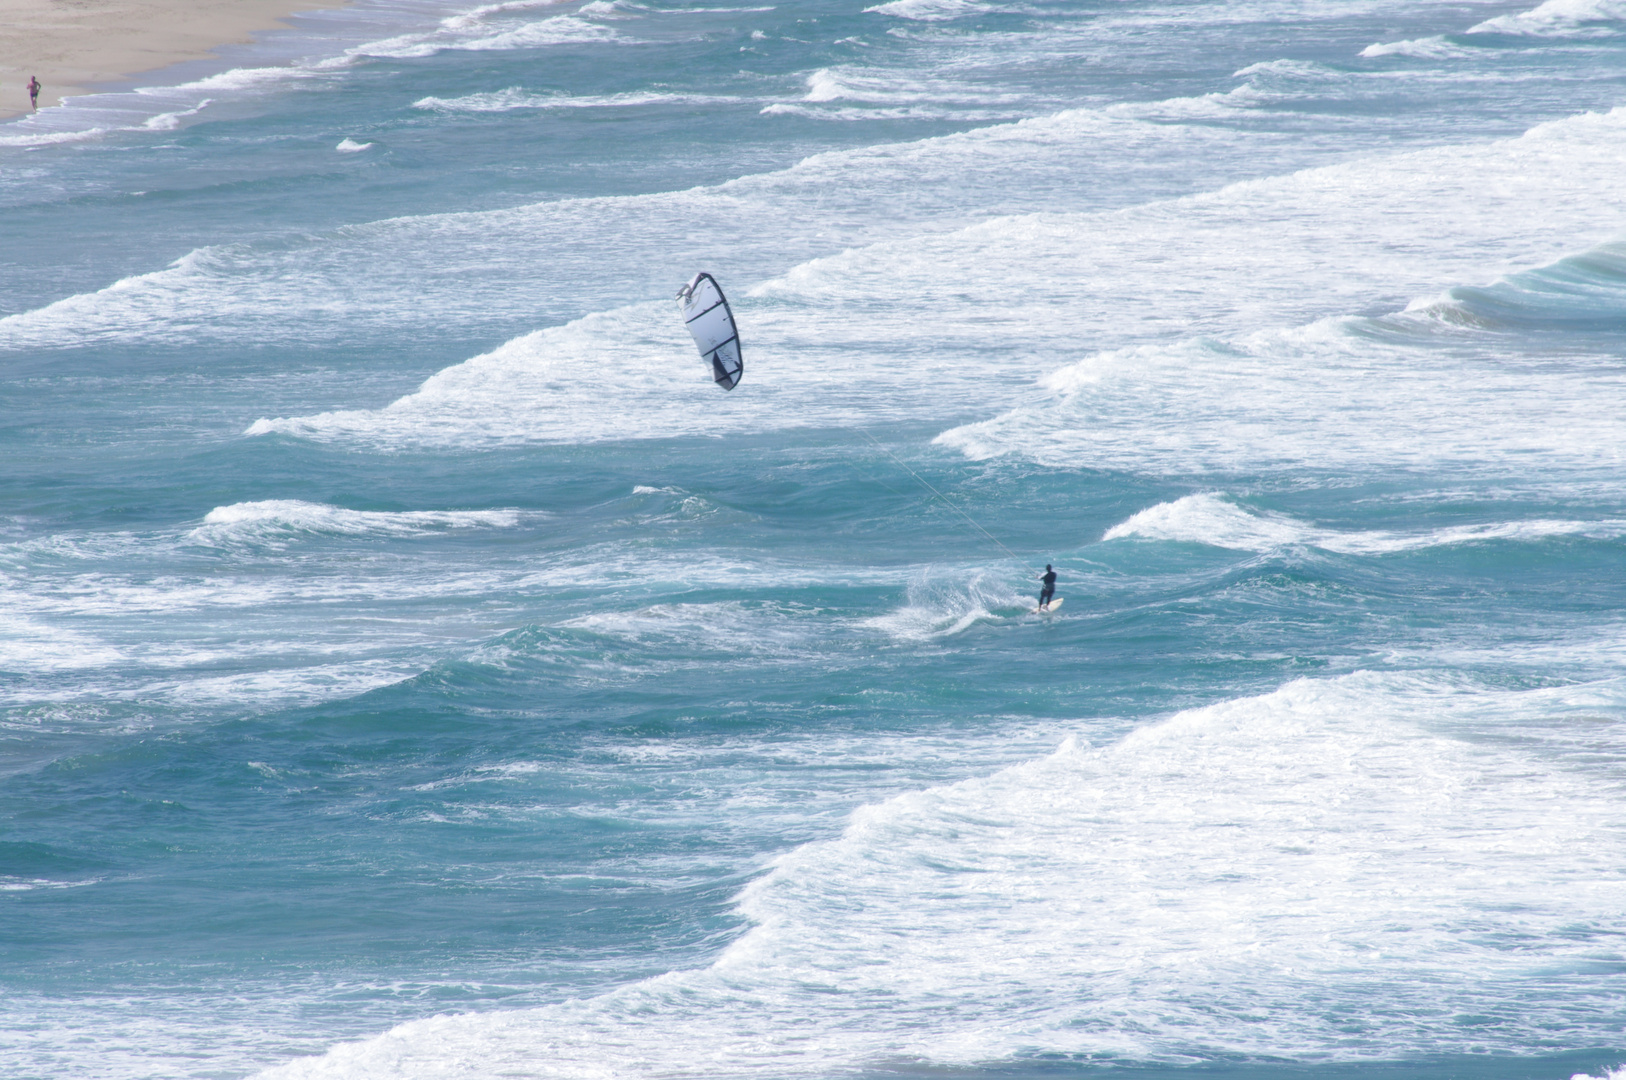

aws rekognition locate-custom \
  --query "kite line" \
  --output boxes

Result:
[671,272,1026,565]
[854,428,1025,564]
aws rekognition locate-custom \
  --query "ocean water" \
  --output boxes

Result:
[4,0,1626,1076]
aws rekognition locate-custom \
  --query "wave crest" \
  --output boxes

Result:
[1102,493,1626,554]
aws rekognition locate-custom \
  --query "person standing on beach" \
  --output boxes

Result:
[28,76,40,110]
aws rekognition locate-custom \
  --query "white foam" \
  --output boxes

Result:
[211,106,1626,467]
[0,0,620,151]
[236,278,1024,447]
[863,0,994,21]
[0,244,264,347]
[413,88,742,111]
[1469,0,1626,36]
[758,100,1020,122]
[13,99,1626,481]
[244,303,730,446]
[407,761,547,791]
[1102,493,1626,554]
[0,509,920,712]
[0,499,557,709]
[0,126,110,149]
[1359,34,1479,58]
[1234,58,1318,78]
[141,658,426,708]
[938,297,1626,480]
[189,500,530,544]
[559,601,819,659]
[0,876,101,892]
[804,67,851,102]
[0,607,128,673]
[413,87,566,111]
[1118,81,1272,119]
[138,63,335,95]
[0,102,1329,352]
[787,65,1025,112]
[912,107,1626,480]
[0,62,341,148]
[257,671,1626,1077]
[352,12,621,59]
[141,100,215,130]
[440,0,575,30]
[861,569,1021,639]
[0,563,447,709]
[335,138,374,152]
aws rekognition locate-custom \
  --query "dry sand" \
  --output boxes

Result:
[0,0,344,120]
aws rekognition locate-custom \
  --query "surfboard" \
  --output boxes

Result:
[1032,598,1064,615]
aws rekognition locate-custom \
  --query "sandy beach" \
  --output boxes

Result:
[0,0,344,119]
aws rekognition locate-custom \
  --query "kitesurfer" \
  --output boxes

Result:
[1038,564,1056,610]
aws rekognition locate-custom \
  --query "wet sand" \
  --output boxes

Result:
[0,0,343,119]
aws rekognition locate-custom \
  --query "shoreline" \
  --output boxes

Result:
[0,0,348,121]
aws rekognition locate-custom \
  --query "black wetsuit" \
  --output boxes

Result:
[1038,569,1057,607]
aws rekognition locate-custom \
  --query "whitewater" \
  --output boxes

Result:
[3,0,1626,1078]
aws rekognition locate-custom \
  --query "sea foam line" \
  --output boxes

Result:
[1101,493,1626,554]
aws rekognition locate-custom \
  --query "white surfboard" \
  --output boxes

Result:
[1032,598,1064,615]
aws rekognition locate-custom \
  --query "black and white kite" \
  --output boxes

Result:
[676,272,743,391]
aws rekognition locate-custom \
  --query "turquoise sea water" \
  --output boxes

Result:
[4,0,1626,1077]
